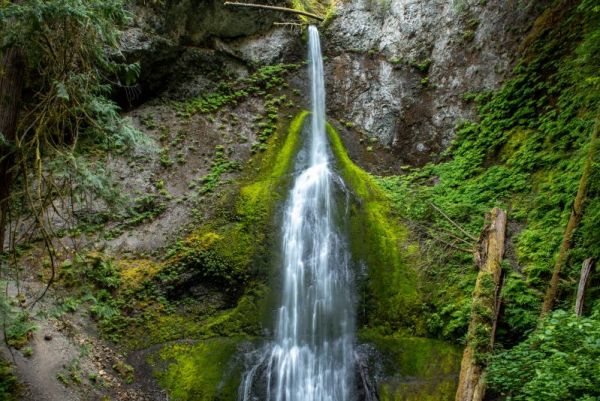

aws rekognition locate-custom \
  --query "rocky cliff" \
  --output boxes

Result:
[125,0,548,166]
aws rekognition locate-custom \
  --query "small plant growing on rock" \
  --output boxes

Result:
[412,58,432,73]
[22,347,33,358]
[159,148,173,168]
[112,360,134,384]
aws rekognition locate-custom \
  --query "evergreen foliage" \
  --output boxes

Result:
[0,0,149,257]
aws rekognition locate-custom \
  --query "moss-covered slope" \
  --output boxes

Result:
[326,123,423,333]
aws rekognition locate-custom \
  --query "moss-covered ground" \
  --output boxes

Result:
[151,338,243,401]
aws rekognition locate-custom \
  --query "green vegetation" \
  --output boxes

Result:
[0,288,36,349]
[252,95,288,153]
[378,0,600,347]
[1,0,598,400]
[53,112,308,353]
[130,112,310,399]
[0,359,19,400]
[326,124,422,333]
[0,0,150,329]
[360,329,461,401]
[487,308,600,401]
[411,58,432,73]
[176,64,300,117]
[196,146,240,195]
[373,0,600,398]
[153,338,242,401]
[112,360,135,384]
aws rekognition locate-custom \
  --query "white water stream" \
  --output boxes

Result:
[239,26,356,401]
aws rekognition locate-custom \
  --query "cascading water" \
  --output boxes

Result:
[239,26,356,401]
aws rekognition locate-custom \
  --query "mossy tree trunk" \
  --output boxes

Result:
[0,45,25,253]
[455,207,507,401]
[541,119,599,316]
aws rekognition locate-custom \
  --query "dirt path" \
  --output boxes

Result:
[1,279,160,401]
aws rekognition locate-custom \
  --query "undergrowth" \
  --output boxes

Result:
[378,0,600,347]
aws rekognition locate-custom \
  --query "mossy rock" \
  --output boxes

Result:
[153,337,245,401]
[359,329,461,401]
[326,123,423,333]
[160,112,308,299]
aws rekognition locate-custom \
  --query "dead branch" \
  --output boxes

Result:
[429,202,478,242]
[273,22,304,26]
[542,117,599,315]
[223,2,324,21]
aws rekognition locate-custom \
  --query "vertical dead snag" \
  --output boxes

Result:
[575,258,594,317]
[541,118,599,315]
[455,207,507,401]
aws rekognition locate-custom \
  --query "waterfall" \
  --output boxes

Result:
[239,26,356,401]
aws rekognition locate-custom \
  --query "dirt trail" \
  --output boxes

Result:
[1,279,158,401]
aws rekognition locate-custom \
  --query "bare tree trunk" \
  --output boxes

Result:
[0,46,25,253]
[455,207,507,401]
[575,258,594,317]
[541,119,599,316]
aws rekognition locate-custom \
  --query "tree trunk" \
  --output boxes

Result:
[0,46,25,254]
[541,119,599,316]
[575,258,594,317]
[455,207,507,401]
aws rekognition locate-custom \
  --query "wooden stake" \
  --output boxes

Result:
[223,2,324,21]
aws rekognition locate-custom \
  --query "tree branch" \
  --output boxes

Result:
[223,2,324,21]
[429,202,478,242]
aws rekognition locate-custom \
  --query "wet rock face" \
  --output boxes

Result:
[119,0,295,105]
[323,0,548,165]
[162,0,284,46]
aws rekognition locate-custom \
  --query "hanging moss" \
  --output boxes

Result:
[325,123,423,334]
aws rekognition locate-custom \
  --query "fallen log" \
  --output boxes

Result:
[455,207,507,401]
[223,2,324,21]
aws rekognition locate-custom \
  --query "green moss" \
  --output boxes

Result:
[359,329,461,401]
[237,111,308,225]
[326,123,422,333]
[127,286,265,350]
[160,111,309,293]
[154,338,243,401]
[0,358,20,400]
